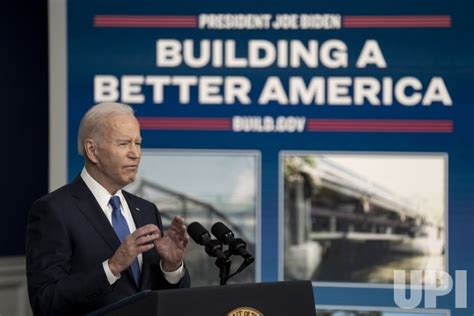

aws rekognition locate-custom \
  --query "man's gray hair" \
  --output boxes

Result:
[77,102,135,156]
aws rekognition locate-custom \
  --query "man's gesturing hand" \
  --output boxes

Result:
[108,224,160,276]
[154,216,188,272]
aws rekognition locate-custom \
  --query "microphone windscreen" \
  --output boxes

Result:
[211,222,232,241]
[187,222,209,245]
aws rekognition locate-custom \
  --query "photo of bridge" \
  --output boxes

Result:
[283,153,446,285]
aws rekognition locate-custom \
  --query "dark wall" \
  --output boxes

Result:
[3,0,48,256]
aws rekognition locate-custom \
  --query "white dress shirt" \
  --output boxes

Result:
[80,168,184,285]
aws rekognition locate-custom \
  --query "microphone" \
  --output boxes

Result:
[187,222,227,260]
[211,222,255,264]
[187,222,231,284]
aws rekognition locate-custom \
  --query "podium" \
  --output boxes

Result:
[88,281,316,316]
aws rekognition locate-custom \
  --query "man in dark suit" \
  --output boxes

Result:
[26,102,190,315]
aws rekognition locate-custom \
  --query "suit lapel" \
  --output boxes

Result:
[124,191,149,229]
[70,176,121,252]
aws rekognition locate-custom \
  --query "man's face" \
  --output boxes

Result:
[93,114,142,191]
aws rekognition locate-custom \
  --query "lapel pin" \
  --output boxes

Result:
[135,207,140,211]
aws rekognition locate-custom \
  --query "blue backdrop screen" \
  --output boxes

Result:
[67,1,474,314]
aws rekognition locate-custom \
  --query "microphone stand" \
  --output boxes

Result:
[203,239,232,285]
[218,252,254,285]
[216,250,232,285]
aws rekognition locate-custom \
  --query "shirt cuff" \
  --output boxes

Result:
[159,260,185,284]
[103,260,121,285]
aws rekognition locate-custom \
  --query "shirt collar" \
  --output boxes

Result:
[80,167,125,211]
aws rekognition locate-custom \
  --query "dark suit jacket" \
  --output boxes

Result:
[26,176,190,316]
